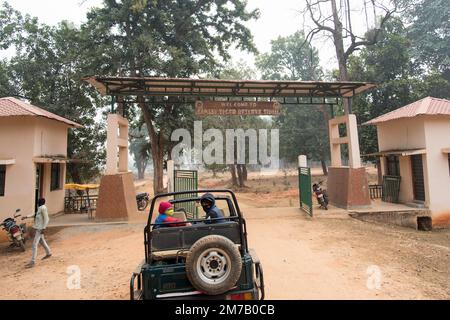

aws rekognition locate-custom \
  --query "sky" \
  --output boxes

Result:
[3,0,381,74]
[3,0,341,71]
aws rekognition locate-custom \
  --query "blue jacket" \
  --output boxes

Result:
[154,213,184,229]
[201,193,226,223]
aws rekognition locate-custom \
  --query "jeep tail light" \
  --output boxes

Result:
[226,292,253,300]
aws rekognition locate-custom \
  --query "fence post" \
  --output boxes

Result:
[298,155,307,168]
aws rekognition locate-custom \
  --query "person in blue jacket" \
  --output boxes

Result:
[200,193,226,224]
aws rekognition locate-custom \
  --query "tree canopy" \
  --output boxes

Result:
[0,2,107,182]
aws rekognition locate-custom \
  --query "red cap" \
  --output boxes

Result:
[159,202,173,214]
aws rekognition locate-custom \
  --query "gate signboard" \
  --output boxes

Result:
[195,100,281,116]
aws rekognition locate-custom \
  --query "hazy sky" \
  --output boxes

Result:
[3,0,379,74]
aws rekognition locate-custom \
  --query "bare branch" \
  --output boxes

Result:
[306,0,336,35]
[344,0,398,60]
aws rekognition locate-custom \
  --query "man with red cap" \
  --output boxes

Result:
[153,202,190,229]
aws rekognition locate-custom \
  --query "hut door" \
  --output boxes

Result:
[411,155,425,202]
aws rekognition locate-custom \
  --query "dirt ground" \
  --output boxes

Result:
[1,171,449,300]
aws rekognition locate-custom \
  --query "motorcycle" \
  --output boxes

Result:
[1,209,27,251]
[136,193,150,211]
[312,181,329,210]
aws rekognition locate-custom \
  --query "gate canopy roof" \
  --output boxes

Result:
[84,76,375,99]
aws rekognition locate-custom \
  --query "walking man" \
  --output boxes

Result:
[23,198,52,268]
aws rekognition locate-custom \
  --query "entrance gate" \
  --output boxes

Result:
[85,76,376,213]
[173,170,198,219]
[299,167,313,217]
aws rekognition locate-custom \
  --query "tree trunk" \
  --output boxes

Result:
[242,164,248,181]
[237,165,245,187]
[137,158,147,180]
[139,97,166,194]
[330,0,350,114]
[321,159,328,176]
[152,148,165,194]
[229,164,238,186]
[67,164,82,184]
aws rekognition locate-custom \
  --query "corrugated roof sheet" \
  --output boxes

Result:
[84,76,376,98]
[0,97,81,127]
[364,97,450,125]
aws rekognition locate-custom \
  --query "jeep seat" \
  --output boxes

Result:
[151,221,241,252]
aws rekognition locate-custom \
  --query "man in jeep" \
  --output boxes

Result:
[200,193,225,224]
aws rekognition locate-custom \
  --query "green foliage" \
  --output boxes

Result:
[0,4,107,182]
[256,31,328,165]
[0,60,15,96]
[80,0,259,192]
[277,106,329,164]
[203,59,270,150]
[256,31,323,80]
[408,0,450,77]
[349,17,450,159]
[82,0,260,76]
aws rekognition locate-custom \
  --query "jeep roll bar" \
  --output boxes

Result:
[144,189,249,263]
[145,189,243,226]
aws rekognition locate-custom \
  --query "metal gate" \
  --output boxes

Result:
[299,167,313,217]
[411,155,425,201]
[174,170,198,219]
[382,175,401,203]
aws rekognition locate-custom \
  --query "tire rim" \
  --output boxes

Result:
[196,248,231,285]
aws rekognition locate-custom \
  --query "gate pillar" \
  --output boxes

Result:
[327,114,371,209]
[96,114,138,221]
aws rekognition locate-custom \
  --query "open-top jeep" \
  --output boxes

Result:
[130,189,265,300]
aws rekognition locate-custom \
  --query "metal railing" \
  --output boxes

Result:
[64,195,98,214]
[369,185,383,199]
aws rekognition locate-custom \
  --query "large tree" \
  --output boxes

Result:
[302,0,401,113]
[407,0,450,80]
[208,60,264,187]
[0,2,107,183]
[83,0,259,194]
[349,18,450,159]
[256,31,330,174]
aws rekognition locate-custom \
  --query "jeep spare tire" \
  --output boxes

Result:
[186,235,242,295]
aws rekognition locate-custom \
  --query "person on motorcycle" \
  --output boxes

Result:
[154,202,191,229]
[200,193,225,224]
[23,198,52,268]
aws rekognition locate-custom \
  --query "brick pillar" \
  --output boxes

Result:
[96,114,137,221]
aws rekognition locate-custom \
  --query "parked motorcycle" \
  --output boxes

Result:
[136,193,150,211]
[1,209,27,251]
[313,181,329,210]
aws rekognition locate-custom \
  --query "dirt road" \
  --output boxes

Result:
[0,197,449,300]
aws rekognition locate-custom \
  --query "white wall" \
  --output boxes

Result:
[423,116,450,222]
[33,117,69,157]
[0,116,69,224]
[0,117,36,222]
[377,115,450,226]
[377,117,426,151]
